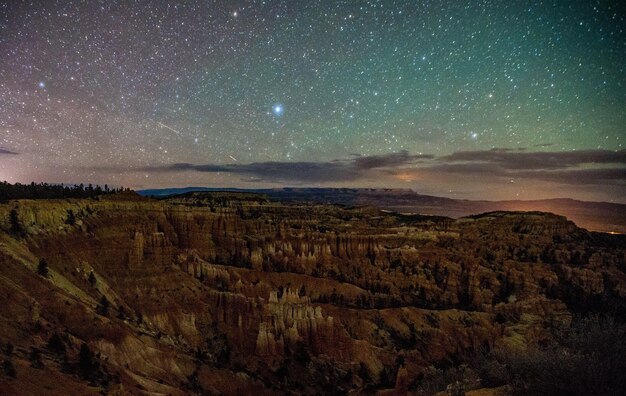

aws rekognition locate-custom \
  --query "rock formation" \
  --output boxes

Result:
[0,192,623,394]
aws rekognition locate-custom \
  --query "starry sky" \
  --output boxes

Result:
[1,0,625,202]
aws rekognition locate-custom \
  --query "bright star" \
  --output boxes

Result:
[273,104,283,116]
[38,81,45,88]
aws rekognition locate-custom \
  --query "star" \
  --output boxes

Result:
[38,81,45,89]
[273,104,284,116]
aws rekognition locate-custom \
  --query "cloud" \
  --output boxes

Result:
[141,151,423,183]
[160,161,359,182]
[440,148,626,170]
[426,149,626,185]
[514,168,626,185]
[352,151,433,169]
[118,148,625,187]
[0,148,19,155]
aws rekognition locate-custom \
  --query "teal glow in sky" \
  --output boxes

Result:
[0,1,624,201]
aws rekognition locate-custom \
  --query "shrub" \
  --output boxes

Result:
[413,315,626,396]
[29,348,44,369]
[413,364,478,395]
[4,342,14,356]
[475,315,626,396]
[290,342,311,365]
[2,359,16,378]
[47,333,67,356]
[206,333,230,367]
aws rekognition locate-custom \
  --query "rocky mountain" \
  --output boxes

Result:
[0,191,624,394]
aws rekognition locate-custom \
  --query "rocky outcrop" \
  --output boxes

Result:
[0,193,623,394]
[255,288,337,356]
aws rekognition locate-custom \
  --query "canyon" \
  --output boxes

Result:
[0,191,624,394]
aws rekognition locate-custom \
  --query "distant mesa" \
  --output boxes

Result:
[137,187,626,234]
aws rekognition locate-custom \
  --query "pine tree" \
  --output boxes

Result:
[9,208,25,237]
[78,343,99,379]
[37,258,49,277]
[117,305,127,320]
[96,296,109,316]
[88,271,96,287]
[66,209,76,225]
[47,333,66,356]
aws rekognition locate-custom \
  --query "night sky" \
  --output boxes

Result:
[1,1,624,202]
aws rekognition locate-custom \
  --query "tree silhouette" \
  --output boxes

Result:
[88,271,96,287]
[78,343,99,379]
[0,181,120,200]
[37,259,49,277]
[9,208,25,237]
[47,333,67,356]
[66,209,76,225]
[96,296,109,316]
[117,306,127,320]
